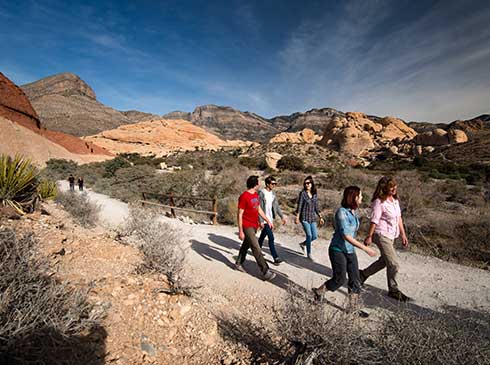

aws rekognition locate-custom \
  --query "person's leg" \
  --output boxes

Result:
[264,224,278,259]
[311,222,318,242]
[315,250,347,294]
[346,253,361,294]
[258,225,268,248]
[301,221,313,256]
[236,232,251,265]
[244,227,270,275]
[375,235,400,293]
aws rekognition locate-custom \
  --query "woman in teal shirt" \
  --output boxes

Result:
[313,186,376,312]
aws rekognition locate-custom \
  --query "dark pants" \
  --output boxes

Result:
[258,223,278,259]
[69,183,75,191]
[236,227,269,274]
[325,249,361,294]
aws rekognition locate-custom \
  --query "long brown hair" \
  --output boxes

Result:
[372,176,398,202]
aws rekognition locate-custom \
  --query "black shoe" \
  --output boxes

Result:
[359,270,367,286]
[388,290,411,302]
[273,257,283,265]
[312,288,323,302]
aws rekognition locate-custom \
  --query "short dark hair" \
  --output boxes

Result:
[341,186,361,209]
[246,175,259,189]
[265,176,276,186]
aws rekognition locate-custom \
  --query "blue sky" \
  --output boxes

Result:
[1,0,489,122]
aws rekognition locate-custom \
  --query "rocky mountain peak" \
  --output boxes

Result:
[22,72,97,100]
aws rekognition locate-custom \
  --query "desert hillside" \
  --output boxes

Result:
[21,73,136,136]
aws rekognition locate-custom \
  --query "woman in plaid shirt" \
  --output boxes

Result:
[295,176,324,261]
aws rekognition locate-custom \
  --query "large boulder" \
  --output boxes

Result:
[415,128,450,146]
[448,129,468,144]
[265,152,283,170]
[269,128,321,144]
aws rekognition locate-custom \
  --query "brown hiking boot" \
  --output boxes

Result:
[388,290,412,302]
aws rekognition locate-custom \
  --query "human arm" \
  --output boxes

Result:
[258,206,274,229]
[364,222,377,246]
[237,208,245,240]
[399,216,409,247]
[364,199,381,245]
[295,192,303,224]
[336,209,375,256]
[344,234,377,257]
[314,195,325,226]
[272,195,286,225]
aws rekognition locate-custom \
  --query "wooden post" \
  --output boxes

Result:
[169,192,177,218]
[212,195,218,225]
[141,192,147,206]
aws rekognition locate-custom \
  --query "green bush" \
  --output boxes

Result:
[277,155,305,171]
[0,154,39,214]
[103,156,131,178]
[37,180,57,200]
[43,159,78,181]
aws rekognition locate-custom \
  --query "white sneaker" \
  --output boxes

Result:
[262,270,276,281]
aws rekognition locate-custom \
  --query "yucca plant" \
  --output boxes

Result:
[0,154,39,214]
[37,179,57,200]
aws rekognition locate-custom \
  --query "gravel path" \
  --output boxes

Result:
[58,181,490,316]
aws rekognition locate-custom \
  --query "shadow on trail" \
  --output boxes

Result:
[190,233,452,317]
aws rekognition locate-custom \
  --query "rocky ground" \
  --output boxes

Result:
[2,183,490,364]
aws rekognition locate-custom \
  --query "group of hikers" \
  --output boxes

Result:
[235,174,411,314]
[68,174,84,191]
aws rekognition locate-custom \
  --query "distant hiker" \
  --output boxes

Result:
[235,175,276,281]
[312,186,376,316]
[78,177,84,191]
[295,175,324,261]
[68,174,75,192]
[359,176,411,302]
[258,176,287,265]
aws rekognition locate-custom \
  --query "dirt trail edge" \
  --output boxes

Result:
[58,181,490,316]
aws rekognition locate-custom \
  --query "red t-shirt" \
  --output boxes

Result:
[238,190,260,229]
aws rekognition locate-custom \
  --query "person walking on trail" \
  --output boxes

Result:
[312,186,376,317]
[258,176,287,265]
[68,174,75,192]
[295,176,324,262]
[77,176,84,191]
[235,176,276,281]
[359,176,412,302]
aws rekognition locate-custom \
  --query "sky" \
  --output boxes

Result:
[1,0,489,123]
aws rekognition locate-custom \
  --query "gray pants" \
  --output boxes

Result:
[362,233,400,292]
[236,227,269,275]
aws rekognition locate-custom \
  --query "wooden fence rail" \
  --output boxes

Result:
[140,192,218,225]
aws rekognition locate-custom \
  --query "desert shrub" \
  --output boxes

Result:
[43,158,78,181]
[0,228,105,364]
[122,205,191,294]
[55,191,100,227]
[378,306,490,365]
[238,156,268,170]
[118,153,164,167]
[218,196,238,225]
[103,156,131,178]
[277,155,305,171]
[37,179,57,200]
[0,154,39,214]
[276,171,305,186]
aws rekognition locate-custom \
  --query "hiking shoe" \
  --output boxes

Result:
[299,242,306,256]
[262,271,276,281]
[312,287,324,302]
[359,270,367,286]
[388,290,412,302]
[273,257,283,265]
[234,263,246,272]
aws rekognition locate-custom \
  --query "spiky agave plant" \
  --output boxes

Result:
[0,154,39,214]
[37,179,57,200]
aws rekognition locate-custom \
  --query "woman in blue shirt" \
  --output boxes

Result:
[312,186,376,313]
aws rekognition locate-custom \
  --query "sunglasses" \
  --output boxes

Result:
[305,182,312,185]
[270,182,277,185]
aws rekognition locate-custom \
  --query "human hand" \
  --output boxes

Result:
[319,217,325,226]
[239,230,245,240]
[260,222,264,229]
[282,217,287,225]
[295,217,300,224]
[401,234,409,247]
[365,246,377,257]
[364,236,372,246]
[268,221,274,230]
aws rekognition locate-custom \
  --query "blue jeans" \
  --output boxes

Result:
[301,221,318,256]
[258,223,278,259]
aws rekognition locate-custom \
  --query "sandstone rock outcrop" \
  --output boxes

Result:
[269,128,321,144]
[414,128,468,146]
[0,72,111,166]
[122,110,162,123]
[270,107,345,135]
[22,73,136,136]
[319,112,416,156]
[265,152,283,170]
[84,118,255,156]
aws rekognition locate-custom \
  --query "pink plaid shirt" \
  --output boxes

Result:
[370,198,401,240]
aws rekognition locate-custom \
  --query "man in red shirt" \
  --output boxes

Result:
[235,176,276,281]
